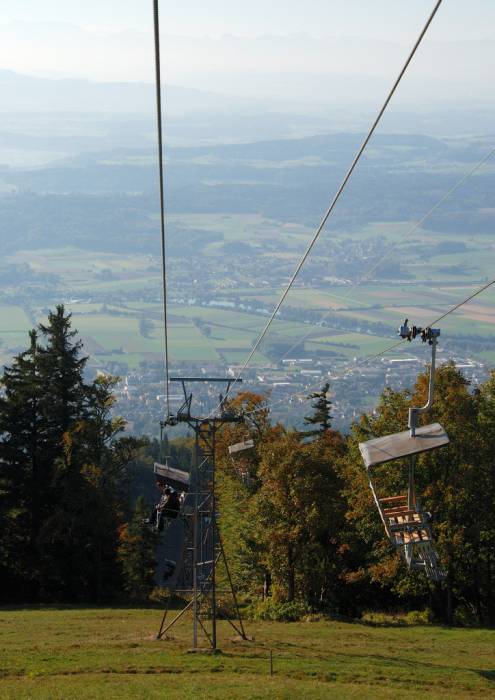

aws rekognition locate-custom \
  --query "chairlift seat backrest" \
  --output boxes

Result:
[228,439,255,455]
[359,422,449,469]
[154,462,190,492]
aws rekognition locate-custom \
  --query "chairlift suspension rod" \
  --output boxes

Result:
[409,335,437,436]
[399,320,440,436]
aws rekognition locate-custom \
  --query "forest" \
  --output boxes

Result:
[1,306,494,627]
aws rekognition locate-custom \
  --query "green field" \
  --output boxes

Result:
[0,608,494,699]
[0,284,490,372]
[3,220,495,373]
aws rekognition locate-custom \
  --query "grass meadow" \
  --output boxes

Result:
[0,607,494,699]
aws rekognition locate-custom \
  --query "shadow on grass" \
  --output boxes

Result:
[478,670,495,683]
[0,601,175,613]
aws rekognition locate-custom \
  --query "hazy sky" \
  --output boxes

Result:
[3,0,495,40]
[1,1,494,105]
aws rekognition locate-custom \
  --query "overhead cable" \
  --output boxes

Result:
[279,144,495,363]
[429,278,495,326]
[242,337,406,417]
[351,276,495,371]
[243,275,495,417]
[216,0,444,411]
[153,0,171,418]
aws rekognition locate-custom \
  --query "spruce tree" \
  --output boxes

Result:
[38,305,87,446]
[0,306,145,602]
[0,330,44,599]
[38,372,145,601]
[31,306,89,597]
[302,382,333,439]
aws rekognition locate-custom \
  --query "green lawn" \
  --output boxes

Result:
[0,608,494,699]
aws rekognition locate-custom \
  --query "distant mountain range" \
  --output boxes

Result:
[0,69,247,114]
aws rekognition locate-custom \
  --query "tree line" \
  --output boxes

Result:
[1,308,494,627]
[0,306,145,602]
[217,372,495,626]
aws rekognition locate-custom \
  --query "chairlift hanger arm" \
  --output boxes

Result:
[398,320,440,436]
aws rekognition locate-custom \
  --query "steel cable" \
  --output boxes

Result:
[278,144,495,363]
[153,0,171,418]
[212,0,444,414]
[242,276,495,417]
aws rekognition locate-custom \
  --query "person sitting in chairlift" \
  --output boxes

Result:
[147,479,181,531]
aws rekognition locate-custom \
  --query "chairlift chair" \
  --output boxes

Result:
[228,436,255,484]
[152,458,190,588]
[154,459,190,493]
[227,438,255,455]
[358,321,448,582]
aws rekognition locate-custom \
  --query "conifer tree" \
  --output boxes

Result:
[37,373,145,601]
[0,330,44,598]
[38,305,87,444]
[0,306,145,602]
[302,382,332,439]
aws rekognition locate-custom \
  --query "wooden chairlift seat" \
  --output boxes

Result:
[378,491,444,579]
[378,494,431,544]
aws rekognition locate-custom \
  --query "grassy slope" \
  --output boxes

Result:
[0,608,494,699]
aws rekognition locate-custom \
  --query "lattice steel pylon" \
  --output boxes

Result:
[156,377,248,650]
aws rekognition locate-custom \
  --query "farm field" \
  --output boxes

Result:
[0,282,492,372]
[0,607,494,699]
[13,248,156,282]
[167,213,313,251]
[3,215,495,373]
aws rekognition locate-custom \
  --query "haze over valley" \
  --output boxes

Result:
[2,1,495,432]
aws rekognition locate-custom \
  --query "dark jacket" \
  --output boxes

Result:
[149,490,181,530]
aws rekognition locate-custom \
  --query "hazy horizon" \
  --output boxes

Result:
[1,2,495,108]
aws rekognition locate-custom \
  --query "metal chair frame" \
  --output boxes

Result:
[359,322,448,581]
